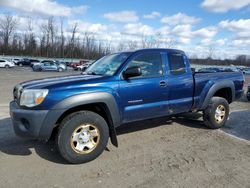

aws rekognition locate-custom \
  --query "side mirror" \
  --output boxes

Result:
[123,66,142,79]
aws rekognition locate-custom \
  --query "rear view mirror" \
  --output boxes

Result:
[123,66,142,79]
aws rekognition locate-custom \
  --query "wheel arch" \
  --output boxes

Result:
[50,92,120,147]
[201,80,235,110]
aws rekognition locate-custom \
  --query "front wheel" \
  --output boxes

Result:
[203,97,229,129]
[58,67,63,72]
[56,111,109,164]
[5,64,10,68]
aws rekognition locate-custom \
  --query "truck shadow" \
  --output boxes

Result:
[116,112,205,135]
[0,110,249,164]
[0,117,67,164]
[0,115,204,164]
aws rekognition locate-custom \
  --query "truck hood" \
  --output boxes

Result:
[19,74,105,89]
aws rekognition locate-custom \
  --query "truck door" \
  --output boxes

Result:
[166,52,193,114]
[119,51,169,123]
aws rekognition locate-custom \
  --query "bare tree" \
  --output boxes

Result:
[140,32,163,48]
[39,35,46,56]
[207,45,215,59]
[116,42,126,52]
[141,35,151,48]
[162,38,176,48]
[127,40,138,50]
[60,18,65,58]
[11,34,19,54]
[83,32,97,58]
[48,17,57,57]
[40,17,57,57]
[40,20,50,57]
[70,22,78,45]
[236,55,247,65]
[26,17,37,56]
[67,22,78,58]
[0,15,18,53]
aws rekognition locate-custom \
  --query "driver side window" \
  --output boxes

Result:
[127,52,163,78]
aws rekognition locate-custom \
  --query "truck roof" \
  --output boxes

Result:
[117,48,185,55]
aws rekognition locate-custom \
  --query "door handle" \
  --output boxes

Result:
[159,80,167,87]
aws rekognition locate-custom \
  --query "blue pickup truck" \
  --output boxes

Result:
[10,49,244,163]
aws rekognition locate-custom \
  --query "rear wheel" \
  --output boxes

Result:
[203,97,229,129]
[56,111,109,164]
[58,67,63,72]
[19,63,23,66]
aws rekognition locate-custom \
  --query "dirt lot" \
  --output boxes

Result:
[0,67,250,188]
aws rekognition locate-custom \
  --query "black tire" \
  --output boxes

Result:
[5,64,10,68]
[56,111,109,164]
[58,67,63,72]
[39,67,42,71]
[203,97,229,129]
[19,63,23,66]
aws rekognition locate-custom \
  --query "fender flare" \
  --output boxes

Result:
[40,92,120,146]
[200,80,235,110]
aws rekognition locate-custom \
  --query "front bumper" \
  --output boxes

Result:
[9,101,64,140]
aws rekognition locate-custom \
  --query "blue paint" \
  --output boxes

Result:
[16,48,244,123]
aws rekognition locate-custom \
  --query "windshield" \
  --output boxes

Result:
[86,53,131,76]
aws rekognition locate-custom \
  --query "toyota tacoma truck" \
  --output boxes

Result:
[10,49,244,164]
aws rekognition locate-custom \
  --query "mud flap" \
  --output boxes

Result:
[109,126,118,147]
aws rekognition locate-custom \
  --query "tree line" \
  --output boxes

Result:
[0,15,114,59]
[190,55,250,66]
[0,14,174,60]
[0,14,249,66]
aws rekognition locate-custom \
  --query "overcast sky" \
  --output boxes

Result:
[0,0,249,59]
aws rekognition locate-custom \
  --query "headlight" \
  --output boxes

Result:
[20,89,48,107]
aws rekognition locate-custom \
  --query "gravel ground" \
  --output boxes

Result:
[0,67,250,188]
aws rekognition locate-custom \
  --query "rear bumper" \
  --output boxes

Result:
[9,101,64,140]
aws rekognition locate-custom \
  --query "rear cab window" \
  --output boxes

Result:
[168,53,186,75]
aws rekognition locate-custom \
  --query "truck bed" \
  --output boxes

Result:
[192,71,244,110]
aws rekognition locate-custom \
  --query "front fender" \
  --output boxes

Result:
[52,92,121,127]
